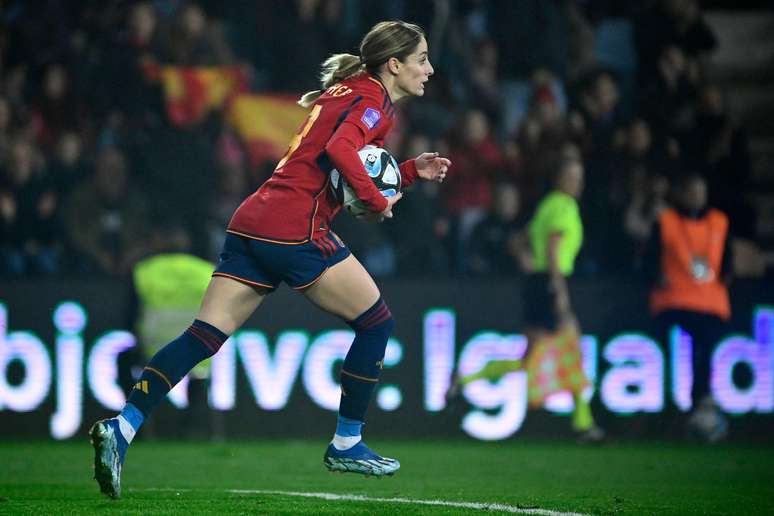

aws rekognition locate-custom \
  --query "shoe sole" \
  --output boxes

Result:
[89,421,121,499]
[324,457,399,477]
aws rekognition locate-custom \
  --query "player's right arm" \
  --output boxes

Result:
[324,95,391,213]
[353,192,403,223]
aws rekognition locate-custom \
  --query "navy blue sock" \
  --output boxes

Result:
[338,298,394,422]
[127,319,228,418]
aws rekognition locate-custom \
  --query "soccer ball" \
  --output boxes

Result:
[330,145,401,216]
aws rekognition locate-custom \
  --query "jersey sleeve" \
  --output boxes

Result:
[399,159,418,188]
[324,95,390,212]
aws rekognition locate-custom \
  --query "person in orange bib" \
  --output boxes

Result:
[645,173,732,442]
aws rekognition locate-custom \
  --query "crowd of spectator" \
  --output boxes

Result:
[0,0,765,280]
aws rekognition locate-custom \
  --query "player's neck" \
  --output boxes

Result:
[374,72,403,103]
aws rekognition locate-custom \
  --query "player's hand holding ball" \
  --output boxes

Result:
[355,191,403,223]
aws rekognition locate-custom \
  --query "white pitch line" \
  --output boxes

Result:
[226,489,589,516]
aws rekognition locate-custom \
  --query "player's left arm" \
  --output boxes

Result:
[403,152,451,188]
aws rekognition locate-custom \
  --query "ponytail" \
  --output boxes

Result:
[298,53,365,108]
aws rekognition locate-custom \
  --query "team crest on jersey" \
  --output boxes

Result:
[361,108,381,129]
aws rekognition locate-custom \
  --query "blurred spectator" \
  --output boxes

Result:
[491,1,570,80]
[731,238,766,279]
[260,0,336,92]
[613,118,654,202]
[390,133,450,276]
[564,0,596,81]
[490,0,572,135]
[2,65,28,109]
[64,147,151,275]
[624,171,670,271]
[466,38,502,126]
[161,3,235,66]
[31,64,81,149]
[612,117,677,216]
[138,125,218,257]
[517,73,577,209]
[640,46,698,136]
[645,173,731,442]
[0,96,12,155]
[682,84,755,239]
[575,70,622,158]
[635,0,717,79]
[103,2,165,125]
[573,70,626,273]
[47,131,88,196]
[468,182,528,276]
[129,222,221,440]
[441,109,503,273]
[0,137,62,276]
[205,132,249,260]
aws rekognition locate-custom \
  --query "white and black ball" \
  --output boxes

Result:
[329,145,401,216]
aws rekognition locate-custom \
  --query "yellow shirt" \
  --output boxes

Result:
[529,191,583,276]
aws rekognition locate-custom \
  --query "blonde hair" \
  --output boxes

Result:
[298,20,425,107]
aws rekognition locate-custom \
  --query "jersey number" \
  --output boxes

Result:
[276,104,323,169]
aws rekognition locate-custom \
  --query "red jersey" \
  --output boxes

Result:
[228,72,419,243]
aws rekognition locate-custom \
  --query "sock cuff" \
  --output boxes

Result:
[186,319,229,355]
[192,319,229,342]
[121,402,146,429]
[117,415,137,443]
[336,415,364,437]
[349,298,392,331]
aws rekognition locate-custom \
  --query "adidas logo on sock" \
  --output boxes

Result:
[134,380,149,394]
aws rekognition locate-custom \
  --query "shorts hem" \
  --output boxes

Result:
[290,267,329,290]
[212,272,276,291]
[226,229,310,245]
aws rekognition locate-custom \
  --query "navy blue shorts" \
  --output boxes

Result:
[212,231,351,291]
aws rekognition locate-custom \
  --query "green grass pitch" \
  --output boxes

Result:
[1,439,773,514]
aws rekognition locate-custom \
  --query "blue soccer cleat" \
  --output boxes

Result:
[323,441,400,477]
[89,418,128,499]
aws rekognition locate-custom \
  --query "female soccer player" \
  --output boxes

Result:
[90,20,450,498]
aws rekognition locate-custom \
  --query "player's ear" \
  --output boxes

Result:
[386,57,401,76]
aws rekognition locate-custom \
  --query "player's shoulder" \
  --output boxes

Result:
[707,207,728,224]
[541,191,571,208]
[538,191,576,219]
[343,72,385,97]
[341,73,393,113]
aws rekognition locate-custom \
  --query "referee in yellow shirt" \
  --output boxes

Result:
[526,159,584,332]
[524,158,603,441]
[448,158,603,441]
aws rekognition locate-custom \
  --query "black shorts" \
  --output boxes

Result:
[212,231,351,291]
[522,272,561,331]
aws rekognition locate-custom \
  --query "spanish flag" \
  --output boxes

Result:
[226,94,308,167]
[158,66,248,126]
[146,63,309,166]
